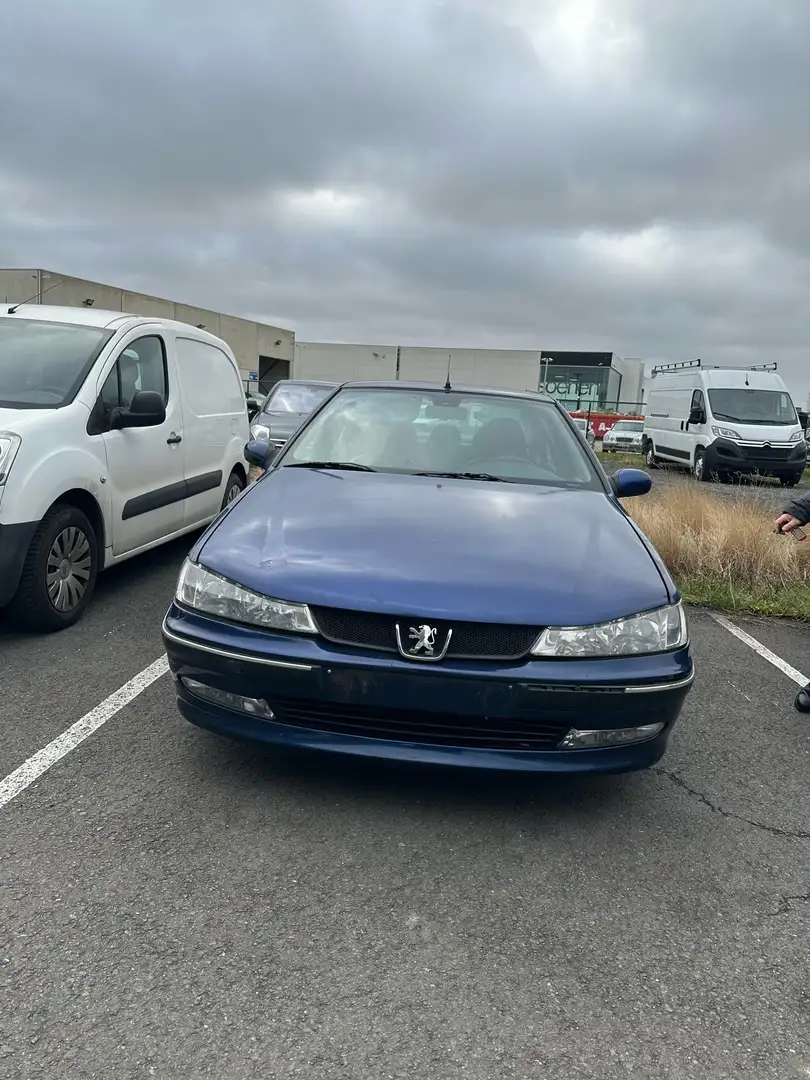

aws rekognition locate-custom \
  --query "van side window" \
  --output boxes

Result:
[691,390,705,412]
[90,336,168,434]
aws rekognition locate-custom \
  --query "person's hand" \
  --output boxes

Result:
[774,513,803,535]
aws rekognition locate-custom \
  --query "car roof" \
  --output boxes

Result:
[273,379,338,388]
[337,380,552,402]
[0,305,230,346]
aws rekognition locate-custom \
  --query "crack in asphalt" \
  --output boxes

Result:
[651,767,810,841]
[768,894,810,917]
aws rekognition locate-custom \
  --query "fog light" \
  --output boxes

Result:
[181,677,274,719]
[559,722,664,749]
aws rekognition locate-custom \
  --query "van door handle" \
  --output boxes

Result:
[167,433,182,445]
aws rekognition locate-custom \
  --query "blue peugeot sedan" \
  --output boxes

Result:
[162,382,693,774]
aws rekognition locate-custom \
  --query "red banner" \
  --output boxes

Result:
[569,411,644,438]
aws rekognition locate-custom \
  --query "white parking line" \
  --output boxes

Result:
[0,655,169,811]
[710,613,808,687]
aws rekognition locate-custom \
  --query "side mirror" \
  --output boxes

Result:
[244,439,276,469]
[110,390,166,430]
[612,467,652,499]
[688,408,705,425]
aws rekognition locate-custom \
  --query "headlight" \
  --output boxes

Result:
[532,603,687,658]
[790,430,804,443]
[176,560,316,633]
[0,432,21,484]
[250,423,271,442]
[711,425,741,440]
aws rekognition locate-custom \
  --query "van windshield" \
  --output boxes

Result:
[0,318,112,408]
[708,389,797,425]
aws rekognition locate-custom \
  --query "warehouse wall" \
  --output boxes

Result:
[398,347,541,390]
[294,342,397,381]
[0,269,294,385]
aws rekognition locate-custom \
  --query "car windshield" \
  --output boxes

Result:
[611,421,644,432]
[0,318,112,408]
[708,389,797,425]
[282,386,603,489]
[263,382,334,414]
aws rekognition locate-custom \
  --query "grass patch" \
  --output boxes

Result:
[597,450,643,467]
[625,487,810,617]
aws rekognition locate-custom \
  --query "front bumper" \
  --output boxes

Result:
[705,439,806,476]
[163,606,694,774]
[0,520,38,608]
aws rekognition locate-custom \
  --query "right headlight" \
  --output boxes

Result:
[176,560,316,633]
[0,432,21,485]
[250,423,271,442]
[532,603,687,658]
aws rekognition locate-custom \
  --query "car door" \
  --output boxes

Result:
[90,331,186,556]
[686,389,709,460]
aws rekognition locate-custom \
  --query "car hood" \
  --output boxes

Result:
[198,469,671,626]
[0,405,57,432]
[259,411,309,439]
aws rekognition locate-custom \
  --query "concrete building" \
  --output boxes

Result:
[294,342,645,411]
[0,268,294,392]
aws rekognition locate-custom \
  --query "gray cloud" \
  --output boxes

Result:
[1,0,809,397]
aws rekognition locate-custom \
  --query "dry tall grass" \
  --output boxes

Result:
[626,487,810,616]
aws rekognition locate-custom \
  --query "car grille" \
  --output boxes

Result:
[310,606,542,661]
[269,697,569,751]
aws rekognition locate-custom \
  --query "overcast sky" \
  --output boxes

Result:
[1,0,809,397]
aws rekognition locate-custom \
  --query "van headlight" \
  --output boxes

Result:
[532,603,687,657]
[789,430,804,443]
[712,425,741,440]
[0,432,21,485]
[176,560,316,633]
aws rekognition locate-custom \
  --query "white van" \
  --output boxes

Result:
[0,306,251,631]
[642,360,805,486]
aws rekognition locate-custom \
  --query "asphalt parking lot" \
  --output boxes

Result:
[1,533,809,1079]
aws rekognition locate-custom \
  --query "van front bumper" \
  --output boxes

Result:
[0,520,38,607]
[706,439,805,475]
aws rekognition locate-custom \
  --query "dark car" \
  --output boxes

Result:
[249,379,337,451]
[163,382,693,775]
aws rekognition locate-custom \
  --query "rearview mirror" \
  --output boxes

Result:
[244,439,276,468]
[110,390,166,430]
[688,408,705,425]
[612,468,652,499]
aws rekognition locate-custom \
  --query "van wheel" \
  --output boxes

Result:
[6,505,98,632]
[644,444,659,469]
[221,471,246,510]
[779,473,803,488]
[693,450,709,482]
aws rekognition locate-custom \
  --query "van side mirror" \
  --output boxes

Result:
[612,468,652,499]
[244,439,276,468]
[110,390,166,430]
[688,407,705,425]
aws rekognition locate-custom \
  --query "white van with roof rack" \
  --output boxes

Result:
[0,305,250,631]
[642,359,805,486]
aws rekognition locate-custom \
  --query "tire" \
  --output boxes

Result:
[693,450,710,482]
[221,470,246,510]
[644,443,659,469]
[779,473,803,489]
[6,504,99,632]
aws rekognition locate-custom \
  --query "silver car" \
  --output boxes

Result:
[249,379,338,450]
[602,419,644,453]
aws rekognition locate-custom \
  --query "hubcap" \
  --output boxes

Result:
[46,527,92,611]
[226,483,241,504]
[695,456,704,479]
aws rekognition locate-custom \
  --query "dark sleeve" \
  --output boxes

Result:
[781,490,810,524]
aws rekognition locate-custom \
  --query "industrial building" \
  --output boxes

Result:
[294,343,645,412]
[0,269,644,409]
[0,269,295,392]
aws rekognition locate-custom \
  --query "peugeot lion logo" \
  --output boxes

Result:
[395,622,453,661]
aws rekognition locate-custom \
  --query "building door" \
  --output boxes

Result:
[258,356,290,396]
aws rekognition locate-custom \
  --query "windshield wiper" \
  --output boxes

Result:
[282,460,377,472]
[414,471,516,483]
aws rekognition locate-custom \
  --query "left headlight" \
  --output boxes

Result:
[176,560,317,633]
[789,430,804,443]
[0,432,22,485]
[532,603,687,658]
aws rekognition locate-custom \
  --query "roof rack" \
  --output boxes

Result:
[650,359,701,376]
[650,359,778,376]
